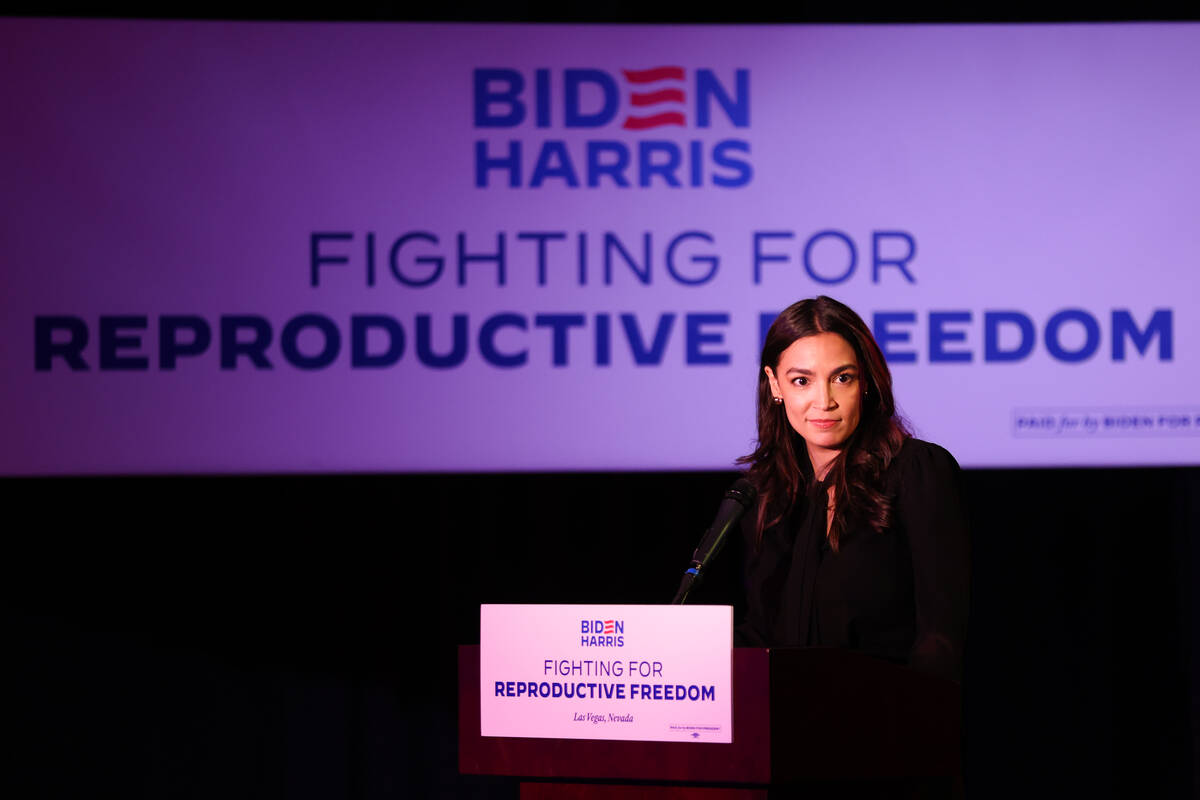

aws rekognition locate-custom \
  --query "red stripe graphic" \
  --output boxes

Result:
[603,621,615,633]
[631,88,685,106]
[622,66,685,83]
[622,112,686,130]
[622,66,688,128]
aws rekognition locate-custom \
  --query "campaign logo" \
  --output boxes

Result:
[580,618,625,647]
[473,66,752,189]
[620,66,691,130]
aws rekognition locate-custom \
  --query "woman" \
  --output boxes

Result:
[736,296,969,682]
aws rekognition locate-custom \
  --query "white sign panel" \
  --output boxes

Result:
[480,604,732,743]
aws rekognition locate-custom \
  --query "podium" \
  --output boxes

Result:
[459,645,961,798]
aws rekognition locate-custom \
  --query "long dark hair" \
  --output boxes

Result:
[737,296,909,551]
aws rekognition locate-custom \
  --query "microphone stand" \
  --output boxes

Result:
[671,479,755,604]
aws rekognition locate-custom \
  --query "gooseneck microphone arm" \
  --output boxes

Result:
[671,478,757,605]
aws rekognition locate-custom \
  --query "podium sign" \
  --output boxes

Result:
[480,604,732,743]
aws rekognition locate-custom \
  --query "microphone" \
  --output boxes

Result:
[671,478,757,605]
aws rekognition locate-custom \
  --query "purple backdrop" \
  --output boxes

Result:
[2,20,1198,473]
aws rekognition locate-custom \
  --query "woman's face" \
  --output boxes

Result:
[765,332,863,465]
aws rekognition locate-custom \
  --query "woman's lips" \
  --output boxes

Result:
[808,419,839,429]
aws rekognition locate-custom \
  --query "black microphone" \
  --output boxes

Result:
[671,478,757,605]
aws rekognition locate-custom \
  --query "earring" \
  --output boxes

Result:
[772,396,783,405]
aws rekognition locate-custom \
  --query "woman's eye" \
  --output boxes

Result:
[792,377,808,386]
[836,373,856,384]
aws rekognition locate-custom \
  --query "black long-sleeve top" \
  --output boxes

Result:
[735,437,970,682]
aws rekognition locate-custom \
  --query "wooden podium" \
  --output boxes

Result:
[459,645,961,798]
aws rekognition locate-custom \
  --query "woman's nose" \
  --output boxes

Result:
[818,384,837,409]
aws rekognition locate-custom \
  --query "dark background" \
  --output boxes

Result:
[6,466,1197,797]
[6,3,1200,22]
[5,5,1198,799]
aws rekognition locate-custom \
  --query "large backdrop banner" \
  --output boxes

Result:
[2,19,1198,473]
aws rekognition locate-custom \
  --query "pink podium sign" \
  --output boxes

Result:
[480,604,733,743]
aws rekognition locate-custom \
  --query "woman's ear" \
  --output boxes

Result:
[764,365,781,398]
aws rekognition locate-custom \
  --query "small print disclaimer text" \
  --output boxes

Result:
[1012,407,1200,438]
[669,724,722,740]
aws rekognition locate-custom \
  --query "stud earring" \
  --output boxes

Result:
[772,396,783,405]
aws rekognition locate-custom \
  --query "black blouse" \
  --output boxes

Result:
[735,437,970,682]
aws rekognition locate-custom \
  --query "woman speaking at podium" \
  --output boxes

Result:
[735,296,969,682]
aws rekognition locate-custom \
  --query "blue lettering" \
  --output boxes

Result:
[534,313,584,366]
[351,315,405,368]
[752,231,793,284]
[535,68,551,127]
[665,231,718,285]
[595,313,611,366]
[1045,309,1100,363]
[803,230,856,285]
[685,313,730,365]
[516,231,566,285]
[604,233,652,285]
[577,233,589,285]
[759,311,781,348]
[689,140,703,186]
[99,316,148,370]
[280,314,339,370]
[365,232,376,286]
[309,232,352,287]
[390,232,443,287]
[984,311,1034,362]
[473,69,525,127]
[1112,309,1172,361]
[638,141,682,187]
[929,311,972,363]
[695,69,749,127]
[871,231,917,283]
[34,315,88,371]
[474,140,521,188]
[457,233,506,286]
[585,141,631,187]
[711,139,752,187]
[564,69,618,127]
[530,140,580,187]
[415,313,468,368]
[621,313,674,366]
[873,312,917,364]
[159,315,211,369]
[475,137,750,189]
[220,316,272,370]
